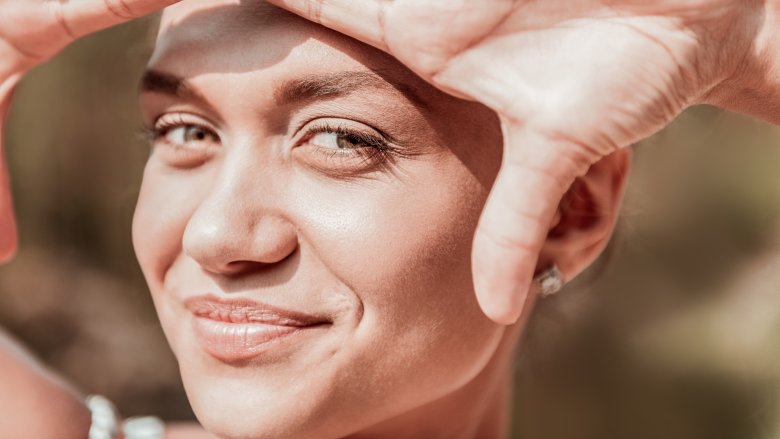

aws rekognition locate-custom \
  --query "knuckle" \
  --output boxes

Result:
[48,1,77,40]
[305,0,325,24]
[478,222,539,256]
[103,0,135,20]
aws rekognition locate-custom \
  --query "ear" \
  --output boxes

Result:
[536,148,632,281]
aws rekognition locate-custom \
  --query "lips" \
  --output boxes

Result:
[185,295,330,362]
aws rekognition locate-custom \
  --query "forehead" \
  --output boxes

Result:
[153,0,423,89]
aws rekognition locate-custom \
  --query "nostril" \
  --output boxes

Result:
[221,260,275,277]
[215,244,299,277]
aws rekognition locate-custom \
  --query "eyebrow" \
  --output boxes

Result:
[139,69,429,111]
[274,70,429,110]
[139,69,208,104]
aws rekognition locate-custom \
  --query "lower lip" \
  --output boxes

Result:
[191,317,322,362]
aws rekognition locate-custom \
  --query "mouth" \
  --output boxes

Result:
[185,294,332,362]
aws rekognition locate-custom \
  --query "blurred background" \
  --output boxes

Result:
[2,13,780,439]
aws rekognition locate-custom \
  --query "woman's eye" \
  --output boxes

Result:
[162,125,219,146]
[309,132,367,152]
[295,122,399,177]
[149,118,220,169]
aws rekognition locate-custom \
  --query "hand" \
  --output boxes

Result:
[0,0,180,263]
[0,0,181,70]
[267,0,768,324]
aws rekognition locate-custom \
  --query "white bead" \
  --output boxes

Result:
[536,265,565,298]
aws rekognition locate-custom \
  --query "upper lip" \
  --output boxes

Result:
[184,294,331,326]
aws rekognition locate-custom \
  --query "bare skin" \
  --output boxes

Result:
[2,1,779,322]
[0,1,629,437]
[0,0,190,260]
[266,0,780,324]
[0,2,220,437]
[0,0,779,438]
[0,329,90,439]
[134,3,629,438]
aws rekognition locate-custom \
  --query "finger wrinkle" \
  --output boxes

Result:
[305,0,324,24]
[476,219,541,257]
[501,158,573,197]
[0,35,41,63]
[430,1,515,80]
[103,0,134,20]
[50,1,77,40]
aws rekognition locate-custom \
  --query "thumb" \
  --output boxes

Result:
[472,121,593,324]
[0,148,17,264]
[0,78,19,264]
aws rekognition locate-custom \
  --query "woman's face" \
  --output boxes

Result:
[132,1,505,437]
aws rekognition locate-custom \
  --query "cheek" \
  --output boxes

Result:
[291,159,503,404]
[132,163,208,297]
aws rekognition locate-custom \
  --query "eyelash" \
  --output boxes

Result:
[142,114,402,172]
[144,114,218,144]
[297,121,399,168]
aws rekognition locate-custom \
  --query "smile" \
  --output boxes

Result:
[185,295,331,362]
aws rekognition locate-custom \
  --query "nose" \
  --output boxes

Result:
[182,161,298,276]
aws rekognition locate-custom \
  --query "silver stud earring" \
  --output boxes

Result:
[535,265,565,298]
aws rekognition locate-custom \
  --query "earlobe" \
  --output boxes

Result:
[537,148,632,281]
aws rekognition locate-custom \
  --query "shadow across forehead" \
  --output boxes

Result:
[154,1,442,109]
[149,0,503,188]
[154,1,428,94]
[153,0,308,75]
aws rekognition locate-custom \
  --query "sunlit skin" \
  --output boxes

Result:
[0,0,626,436]
[265,0,774,325]
[0,1,183,437]
[132,1,630,438]
[0,0,780,438]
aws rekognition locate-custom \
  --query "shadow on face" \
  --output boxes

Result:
[133,1,507,438]
[151,0,502,187]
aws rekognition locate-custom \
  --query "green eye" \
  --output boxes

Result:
[165,125,219,145]
[310,132,368,151]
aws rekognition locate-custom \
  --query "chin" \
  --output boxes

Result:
[184,374,314,439]
[178,354,359,439]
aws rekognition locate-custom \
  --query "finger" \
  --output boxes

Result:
[266,0,388,51]
[0,81,19,264]
[0,158,18,265]
[54,0,182,39]
[472,122,591,324]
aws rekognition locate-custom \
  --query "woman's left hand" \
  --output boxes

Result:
[268,0,772,324]
[0,1,178,433]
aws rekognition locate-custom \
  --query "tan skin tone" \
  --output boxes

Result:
[1,3,779,316]
[264,0,780,324]
[0,2,214,437]
[0,0,777,438]
[131,2,629,438]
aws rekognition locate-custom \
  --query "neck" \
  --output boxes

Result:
[348,347,515,439]
[345,318,528,439]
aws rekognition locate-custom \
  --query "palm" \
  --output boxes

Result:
[270,0,760,323]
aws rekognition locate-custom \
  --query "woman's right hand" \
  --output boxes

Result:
[0,0,180,72]
[0,0,180,263]
[0,2,178,437]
